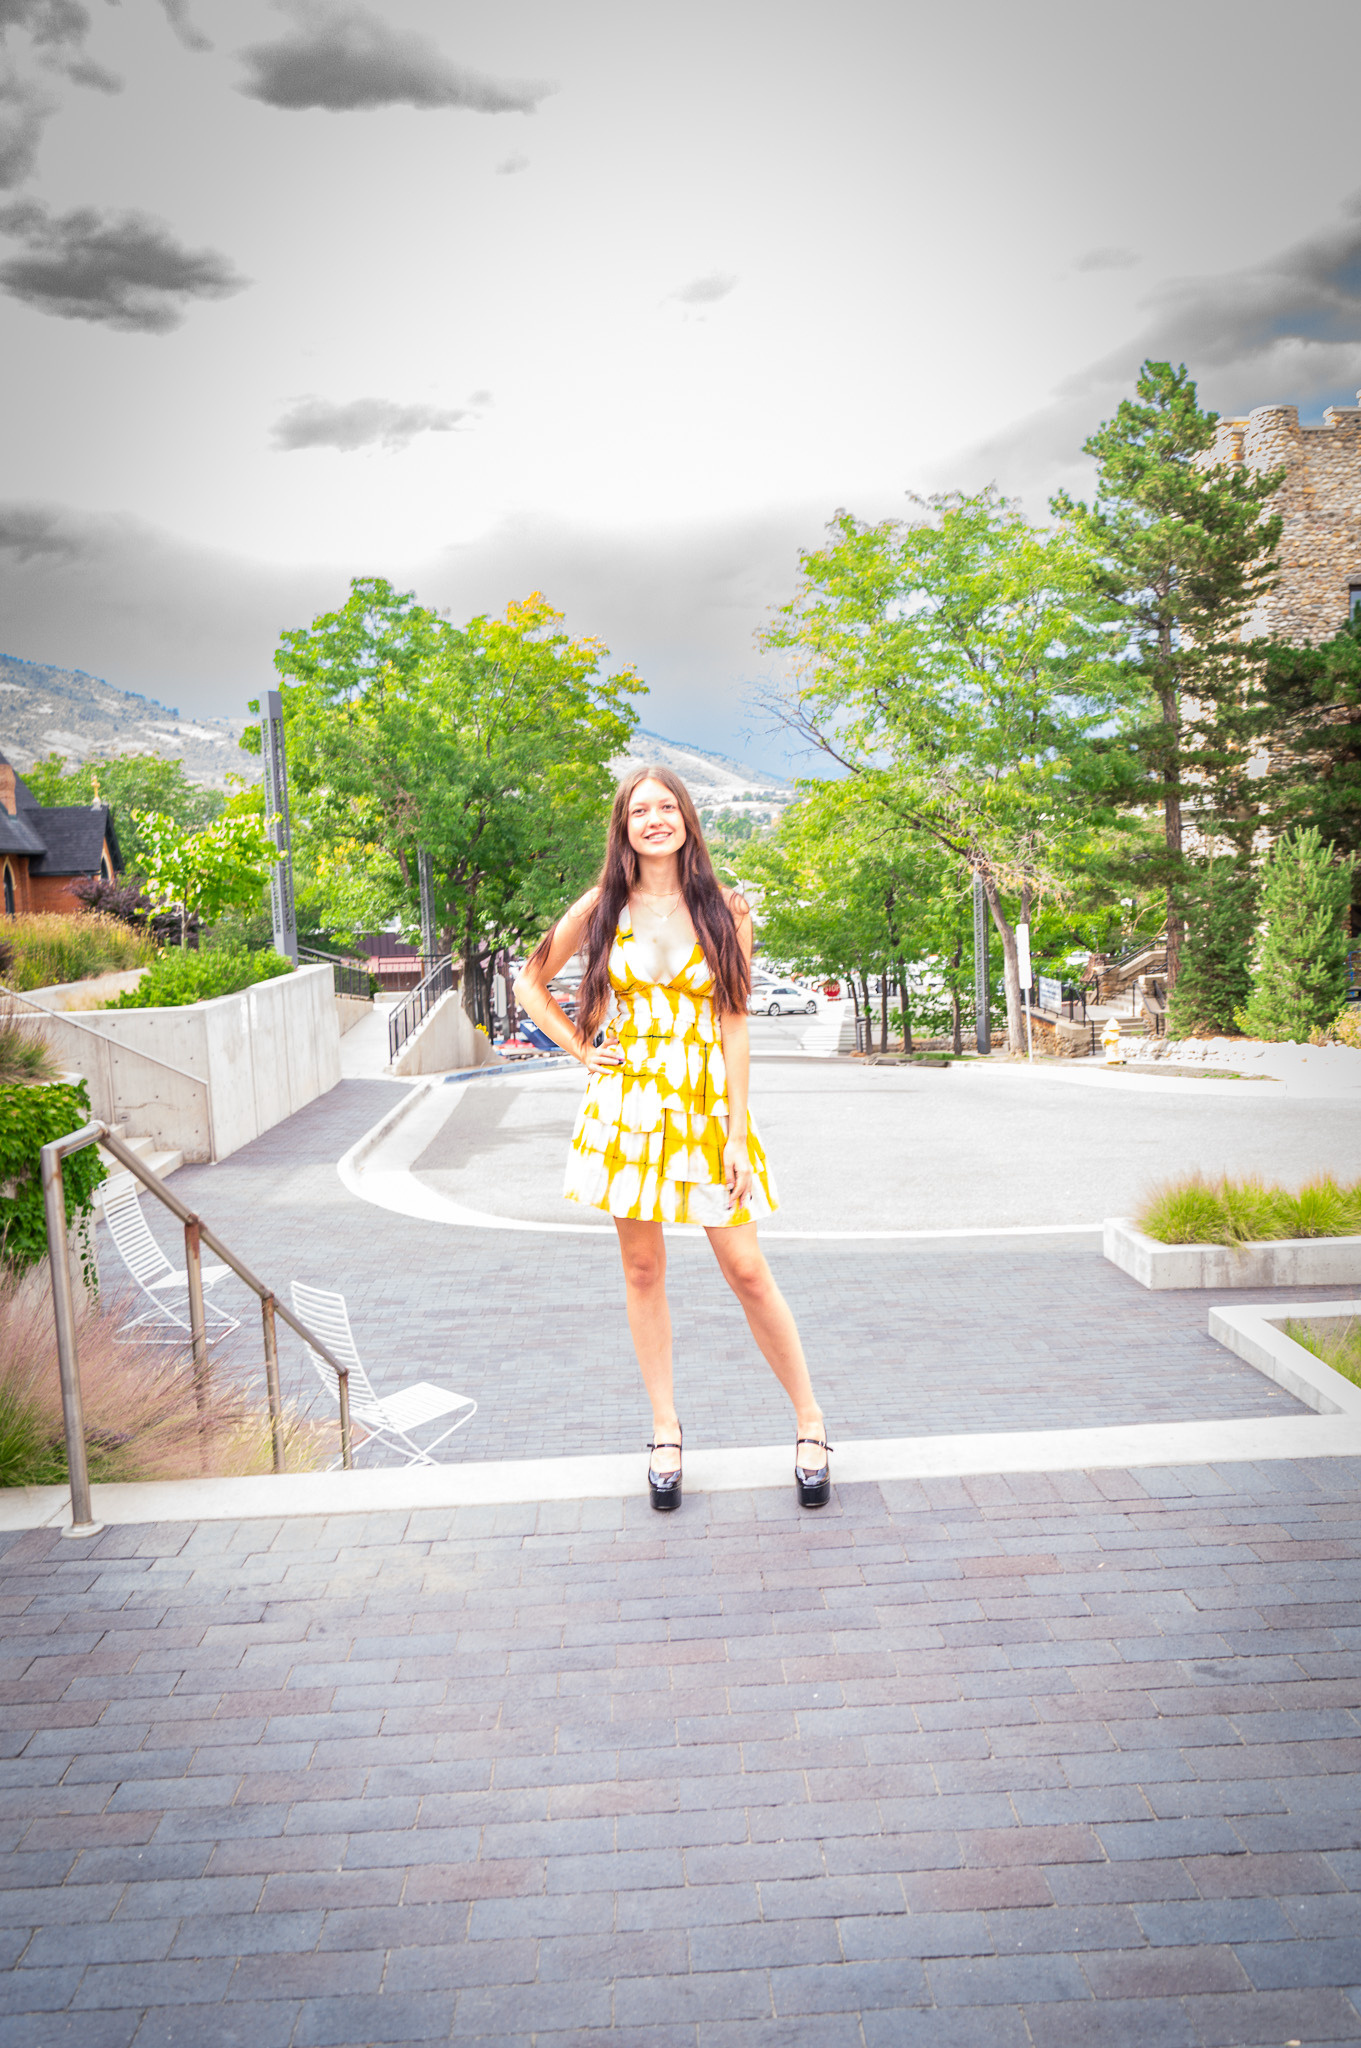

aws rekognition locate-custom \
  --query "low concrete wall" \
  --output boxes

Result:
[23,963,340,1161]
[23,968,146,1010]
[335,994,372,1036]
[1105,1216,1361,1290]
[390,989,500,1077]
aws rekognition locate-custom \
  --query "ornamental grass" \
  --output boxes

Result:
[1286,1315,1361,1388]
[0,910,155,993]
[0,1001,59,1086]
[0,1264,333,1488]
[1137,1173,1361,1246]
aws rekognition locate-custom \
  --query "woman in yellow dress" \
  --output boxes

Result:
[514,765,830,1512]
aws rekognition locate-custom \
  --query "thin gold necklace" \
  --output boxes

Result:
[632,888,682,920]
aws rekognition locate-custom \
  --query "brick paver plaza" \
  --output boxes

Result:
[5,1067,1361,2042]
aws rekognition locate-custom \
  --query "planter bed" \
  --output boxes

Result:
[1104,1215,1361,1290]
[1209,1300,1361,1416]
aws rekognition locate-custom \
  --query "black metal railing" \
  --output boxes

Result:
[299,945,371,1000]
[388,954,454,1062]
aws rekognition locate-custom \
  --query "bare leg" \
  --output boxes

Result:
[704,1222,824,1440]
[613,1217,680,1473]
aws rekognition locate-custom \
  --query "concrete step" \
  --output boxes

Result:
[93,1135,185,1212]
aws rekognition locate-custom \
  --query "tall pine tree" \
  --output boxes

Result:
[1056,362,1282,993]
[1237,827,1353,1040]
[1165,857,1257,1037]
[1255,612,1361,929]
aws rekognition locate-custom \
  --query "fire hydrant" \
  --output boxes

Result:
[1102,1017,1124,1066]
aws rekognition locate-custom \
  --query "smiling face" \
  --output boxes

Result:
[626,777,687,864]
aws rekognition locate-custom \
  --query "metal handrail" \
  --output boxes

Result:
[298,945,371,1001]
[40,1123,354,1537]
[2,980,207,1089]
[388,954,454,1062]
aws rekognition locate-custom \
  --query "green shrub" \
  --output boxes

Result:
[1285,1316,1361,1388]
[107,945,293,1009]
[1138,1172,1361,1245]
[0,1079,105,1274]
[0,911,155,992]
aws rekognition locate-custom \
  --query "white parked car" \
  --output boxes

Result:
[749,981,820,1015]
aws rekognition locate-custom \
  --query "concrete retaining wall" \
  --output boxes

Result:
[21,963,340,1161]
[1105,1216,1361,1290]
[390,989,499,1077]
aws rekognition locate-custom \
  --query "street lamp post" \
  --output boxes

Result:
[973,871,990,1055]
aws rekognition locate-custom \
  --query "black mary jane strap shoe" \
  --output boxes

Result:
[795,1435,833,1510]
[647,1421,683,1513]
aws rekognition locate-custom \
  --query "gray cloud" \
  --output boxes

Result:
[669,270,738,306]
[495,151,528,174]
[1074,246,1139,272]
[238,2,548,114]
[0,493,826,768]
[0,500,89,560]
[0,67,50,186]
[0,199,248,331]
[0,0,118,187]
[948,202,1361,507]
[271,395,473,453]
[157,0,211,54]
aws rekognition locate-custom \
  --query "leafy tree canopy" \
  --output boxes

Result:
[247,577,643,971]
[20,753,223,878]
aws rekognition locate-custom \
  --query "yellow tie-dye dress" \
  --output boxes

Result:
[564,908,779,1227]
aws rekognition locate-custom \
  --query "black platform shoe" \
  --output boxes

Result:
[647,1421,683,1513]
[795,1435,832,1510]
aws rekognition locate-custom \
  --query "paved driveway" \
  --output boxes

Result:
[101,1082,1349,1468]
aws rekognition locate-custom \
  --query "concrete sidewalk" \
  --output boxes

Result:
[5,1461,1361,2044]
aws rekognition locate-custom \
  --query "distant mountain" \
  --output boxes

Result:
[0,659,792,809]
[612,727,792,811]
[0,654,258,791]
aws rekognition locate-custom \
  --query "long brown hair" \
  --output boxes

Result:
[534,764,750,1039]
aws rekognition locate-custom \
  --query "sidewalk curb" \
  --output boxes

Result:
[9,1414,1361,1534]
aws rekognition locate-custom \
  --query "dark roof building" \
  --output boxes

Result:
[0,753,122,917]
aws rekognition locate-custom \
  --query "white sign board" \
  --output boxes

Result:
[1016,922,1032,993]
[1039,975,1062,1012]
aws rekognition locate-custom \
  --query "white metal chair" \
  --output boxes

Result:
[100,1173,241,1344]
[290,1282,477,1467]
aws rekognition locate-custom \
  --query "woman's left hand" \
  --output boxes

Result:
[723,1137,754,1212]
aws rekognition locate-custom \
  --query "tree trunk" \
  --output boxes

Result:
[899,964,913,1054]
[950,939,964,1055]
[859,971,871,1048]
[1160,667,1184,996]
[879,966,889,1054]
[980,872,1025,1053]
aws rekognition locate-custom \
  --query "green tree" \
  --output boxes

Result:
[137,811,277,948]
[1055,361,1283,993]
[21,753,223,877]
[761,487,1118,1051]
[1255,613,1361,924]
[253,579,642,1012]
[1236,828,1353,1040]
[1166,857,1258,1037]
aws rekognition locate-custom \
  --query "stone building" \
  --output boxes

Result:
[1211,395,1361,643]
[0,752,121,917]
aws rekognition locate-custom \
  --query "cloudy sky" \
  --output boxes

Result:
[3,0,1361,767]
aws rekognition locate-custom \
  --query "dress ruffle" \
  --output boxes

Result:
[563,917,778,1227]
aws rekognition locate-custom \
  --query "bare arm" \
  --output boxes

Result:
[513,893,621,1073]
[718,892,754,1210]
